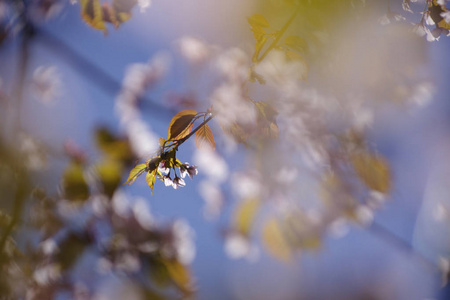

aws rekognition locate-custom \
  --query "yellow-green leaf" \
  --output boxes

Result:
[247,14,270,28]
[250,25,266,41]
[62,162,89,201]
[80,0,106,31]
[234,198,260,236]
[167,110,197,141]
[124,163,146,185]
[96,159,123,197]
[163,259,194,295]
[284,35,308,54]
[195,124,215,150]
[351,152,391,193]
[146,171,157,194]
[95,127,132,162]
[262,218,292,262]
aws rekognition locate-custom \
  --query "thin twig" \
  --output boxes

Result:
[257,5,301,62]
[13,23,33,132]
[369,220,438,272]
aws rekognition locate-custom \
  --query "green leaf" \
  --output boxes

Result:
[167,110,197,141]
[124,163,146,185]
[247,14,270,28]
[95,127,133,162]
[351,152,391,193]
[62,162,89,201]
[194,124,215,150]
[96,159,123,197]
[250,25,266,41]
[262,218,292,262]
[80,0,106,31]
[284,35,308,54]
[146,170,157,194]
[234,198,260,236]
[163,259,194,295]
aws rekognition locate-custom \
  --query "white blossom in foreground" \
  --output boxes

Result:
[32,66,62,104]
[224,232,259,261]
[33,264,61,286]
[115,54,170,158]
[215,47,249,82]
[171,220,196,265]
[132,197,154,230]
[137,0,151,12]
[194,147,228,184]
[199,180,223,220]
[177,36,213,64]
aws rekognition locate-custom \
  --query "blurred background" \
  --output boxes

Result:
[1,0,450,299]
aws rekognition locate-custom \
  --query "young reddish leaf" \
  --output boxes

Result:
[167,110,197,141]
[124,163,146,185]
[195,124,215,150]
[247,14,270,28]
[80,0,106,31]
[262,218,292,262]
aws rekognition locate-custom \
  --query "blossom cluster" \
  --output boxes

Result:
[158,161,198,189]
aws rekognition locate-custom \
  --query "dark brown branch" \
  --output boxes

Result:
[34,27,175,120]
